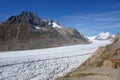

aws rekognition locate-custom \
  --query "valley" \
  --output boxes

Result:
[0,40,110,80]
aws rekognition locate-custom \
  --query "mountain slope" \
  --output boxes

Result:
[95,32,115,40]
[0,12,88,51]
[59,33,120,80]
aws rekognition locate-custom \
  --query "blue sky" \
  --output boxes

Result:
[0,0,120,36]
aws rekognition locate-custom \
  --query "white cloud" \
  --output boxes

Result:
[62,10,120,22]
[62,10,120,28]
[61,10,120,36]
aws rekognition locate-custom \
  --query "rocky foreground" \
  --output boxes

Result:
[57,33,120,80]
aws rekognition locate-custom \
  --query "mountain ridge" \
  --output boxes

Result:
[87,32,115,41]
[0,11,89,51]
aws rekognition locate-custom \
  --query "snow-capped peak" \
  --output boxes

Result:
[95,32,115,40]
[99,32,111,36]
[87,32,115,41]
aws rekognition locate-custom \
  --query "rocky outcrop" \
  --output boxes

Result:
[0,12,88,51]
[74,33,120,71]
[6,12,44,27]
[59,33,120,80]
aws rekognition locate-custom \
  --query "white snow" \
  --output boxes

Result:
[97,32,112,39]
[87,32,115,41]
[87,36,96,40]
[35,26,45,30]
[35,26,41,29]
[0,40,110,80]
[95,32,115,40]
[52,22,62,28]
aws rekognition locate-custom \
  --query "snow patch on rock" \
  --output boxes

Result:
[52,22,62,28]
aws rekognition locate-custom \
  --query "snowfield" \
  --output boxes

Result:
[0,40,111,80]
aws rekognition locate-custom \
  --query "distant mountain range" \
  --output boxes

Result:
[88,32,115,41]
[0,12,89,51]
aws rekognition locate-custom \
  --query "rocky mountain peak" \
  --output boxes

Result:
[6,11,44,27]
[20,11,38,17]
[0,11,89,51]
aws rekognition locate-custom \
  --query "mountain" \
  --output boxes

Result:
[59,33,120,80]
[94,32,115,40]
[6,12,44,27]
[0,12,89,51]
[87,32,115,41]
[0,22,3,25]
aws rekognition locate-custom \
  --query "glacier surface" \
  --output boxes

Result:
[0,40,110,80]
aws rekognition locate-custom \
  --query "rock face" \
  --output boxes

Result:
[76,33,120,70]
[95,32,115,40]
[0,12,88,51]
[6,12,44,27]
[59,33,120,80]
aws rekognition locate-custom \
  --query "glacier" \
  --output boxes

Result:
[0,40,110,80]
